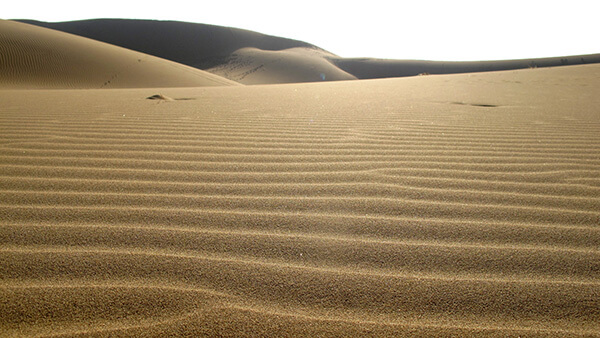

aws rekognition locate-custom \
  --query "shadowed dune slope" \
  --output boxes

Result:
[17,19,600,84]
[17,19,322,70]
[1,64,599,336]
[0,20,239,89]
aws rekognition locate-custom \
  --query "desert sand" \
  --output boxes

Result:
[1,20,599,337]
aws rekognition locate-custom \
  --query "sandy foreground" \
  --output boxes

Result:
[1,64,599,336]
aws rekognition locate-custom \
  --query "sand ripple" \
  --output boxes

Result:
[1,66,600,336]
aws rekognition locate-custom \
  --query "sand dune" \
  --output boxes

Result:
[207,47,357,84]
[331,53,600,79]
[17,19,349,85]
[0,20,238,89]
[18,19,320,69]
[18,19,600,84]
[1,63,599,336]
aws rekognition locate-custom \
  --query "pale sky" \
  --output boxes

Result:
[4,0,598,61]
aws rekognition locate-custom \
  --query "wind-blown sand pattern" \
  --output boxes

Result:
[1,62,599,336]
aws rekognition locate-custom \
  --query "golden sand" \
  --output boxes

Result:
[1,62,599,336]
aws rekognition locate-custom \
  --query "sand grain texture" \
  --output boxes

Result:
[1,64,599,336]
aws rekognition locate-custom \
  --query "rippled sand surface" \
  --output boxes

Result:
[1,65,599,336]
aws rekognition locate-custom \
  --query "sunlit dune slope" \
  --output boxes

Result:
[0,64,599,336]
[0,20,239,89]
[207,47,357,84]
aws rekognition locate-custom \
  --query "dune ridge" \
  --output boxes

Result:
[0,20,238,89]
[331,53,600,79]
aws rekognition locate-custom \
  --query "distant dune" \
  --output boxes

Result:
[17,19,320,68]
[17,19,343,85]
[18,19,600,84]
[0,20,238,89]
[331,54,600,79]
[207,47,357,84]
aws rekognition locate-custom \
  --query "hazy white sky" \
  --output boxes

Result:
[4,0,598,61]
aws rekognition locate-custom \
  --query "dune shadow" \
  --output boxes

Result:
[451,102,499,108]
